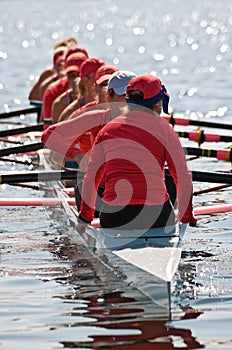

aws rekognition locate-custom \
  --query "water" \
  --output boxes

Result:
[0,0,232,348]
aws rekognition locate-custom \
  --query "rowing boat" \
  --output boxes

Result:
[37,146,188,318]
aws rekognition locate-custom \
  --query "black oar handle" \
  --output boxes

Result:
[0,123,43,137]
[0,106,41,120]
[0,142,44,157]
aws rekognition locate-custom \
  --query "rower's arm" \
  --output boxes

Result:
[164,122,196,224]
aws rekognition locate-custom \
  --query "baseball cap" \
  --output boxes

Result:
[126,74,170,113]
[108,70,137,95]
[65,52,87,74]
[65,44,89,60]
[95,65,119,85]
[80,57,106,78]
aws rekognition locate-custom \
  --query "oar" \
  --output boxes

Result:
[192,170,232,183]
[0,197,76,206]
[177,130,232,144]
[193,183,231,195]
[185,146,232,162]
[0,169,78,184]
[0,156,40,167]
[8,183,54,192]
[164,115,232,130]
[1,140,230,162]
[0,169,232,185]
[0,138,23,145]
[194,203,232,215]
[0,123,43,138]
[0,120,27,125]
[30,100,43,108]
[0,106,41,120]
[0,197,231,216]
[1,125,231,145]
[0,141,44,157]
[166,169,232,184]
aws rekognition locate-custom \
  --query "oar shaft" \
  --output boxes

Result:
[178,130,232,144]
[9,183,54,191]
[0,170,77,184]
[1,169,232,185]
[165,115,232,130]
[0,142,44,157]
[0,138,22,144]
[0,106,41,120]
[194,203,232,215]
[188,119,232,130]
[165,169,232,184]
[0,156,39,166]
[193,184,231,195]
[0,123,43,137]
[0,197,76,206]
[0,197,231,216]
[185,147,232,162]
[192,170,232,183]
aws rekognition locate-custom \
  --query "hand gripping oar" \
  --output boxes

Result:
[0,142,44,157]
[0,106,41,120]
[0,123,43,138]
[0,169,232,185]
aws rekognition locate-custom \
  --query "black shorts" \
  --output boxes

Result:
[100,200,175,230]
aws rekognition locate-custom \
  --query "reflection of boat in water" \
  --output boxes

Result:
[58,288,204,349]
[38,148,188,318]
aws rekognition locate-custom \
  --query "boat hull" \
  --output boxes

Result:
[38,148,187,314]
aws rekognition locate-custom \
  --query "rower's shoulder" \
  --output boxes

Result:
[37,67,54,82]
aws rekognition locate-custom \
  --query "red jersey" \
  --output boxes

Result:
[41,107,111,159]
[42,78,69,120]
[79,110,193,223]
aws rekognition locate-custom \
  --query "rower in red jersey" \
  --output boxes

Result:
[41,69,137,213]
[76,74,197,233]
[40,51,87,125]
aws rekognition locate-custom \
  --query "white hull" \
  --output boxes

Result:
[38,148,187,315]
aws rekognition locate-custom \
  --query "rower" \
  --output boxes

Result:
[76,74,197,234]
[40,51,88,126]
[41,69,137,213]
[28,37,79,103]
[57,57,106,122]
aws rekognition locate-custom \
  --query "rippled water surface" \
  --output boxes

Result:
[0,0,232,349]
